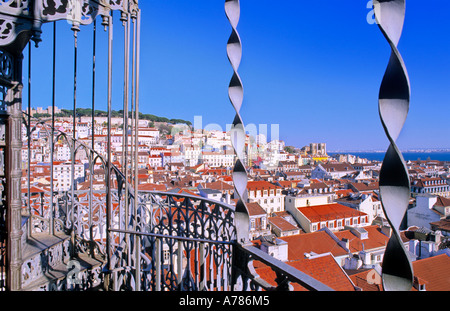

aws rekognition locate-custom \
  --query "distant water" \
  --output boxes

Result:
[330,152,450,162]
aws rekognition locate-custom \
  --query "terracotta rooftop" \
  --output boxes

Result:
[254,254,356,291]
[435,196,450,207]
[333,225,389,253]
[276,180,301,189]
[247,180,281,191]
[268,216,299,232]
[280,230,348,259]
[412,254,450,291]
[350,182,379,192]
[138,183,167,191]
[430,219,450,232]
[298,203,367,223]
[246,202,267,216]
[348,269,383,291]
[198,180,234,191]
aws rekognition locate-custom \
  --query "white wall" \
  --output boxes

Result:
[407,194,440,229]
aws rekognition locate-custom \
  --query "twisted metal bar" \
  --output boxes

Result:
[225,0,249,244]
[373,0,413,291]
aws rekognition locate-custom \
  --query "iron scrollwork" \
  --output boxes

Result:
[0,0,140,48]
[105,191,237,291]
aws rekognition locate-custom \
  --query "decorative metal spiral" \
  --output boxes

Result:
[225,0,250,244]
[373,0,413,291]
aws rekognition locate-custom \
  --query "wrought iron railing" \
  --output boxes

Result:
[21,183,333,291]
[101,189,333,291]
[105,191,236,291]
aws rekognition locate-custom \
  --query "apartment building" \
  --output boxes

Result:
[247,180,285,214]
[311,162,356,180]
[286,202,369,233]
[201,151,235,168]
[285,181,335,210]
[411,177,450,198]
[53,161,85,191]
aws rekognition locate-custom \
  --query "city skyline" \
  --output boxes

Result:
[22,1,450,152]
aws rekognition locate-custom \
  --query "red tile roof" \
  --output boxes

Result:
[298,203,367,223]
[246,202,267,216]
[247,180,281,191]
[350,182,379,192]
[280,230,348,259]
[21,186,47,193]
[333,225,389,253]
[412,254,450,291]
[348,269,383,291]
[335,189,355,198]
[198,180,234,191]
[435,196,450,207]
[254,254,356,291]
[268,216,299,232]
[138,183,167,191]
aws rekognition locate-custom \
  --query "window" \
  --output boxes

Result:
[163,250,170,263]
[312,224,318,231]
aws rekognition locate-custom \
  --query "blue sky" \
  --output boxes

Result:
[23,1,450,152]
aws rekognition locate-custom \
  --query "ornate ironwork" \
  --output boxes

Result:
[105,191,237,291]
[373,0,413,291]
[0,0,139,47]
[0,50,12,81]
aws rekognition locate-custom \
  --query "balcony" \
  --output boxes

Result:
[19,184,332,291]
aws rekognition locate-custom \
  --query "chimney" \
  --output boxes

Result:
[340,238,350,251]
